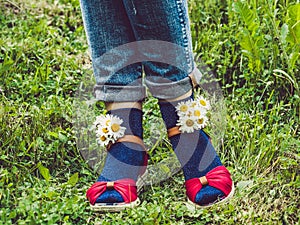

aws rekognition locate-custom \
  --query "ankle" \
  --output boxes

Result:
[108,107,143,139]
[158,95,192,130]
[96,107,145,181]
[105,101,142,111]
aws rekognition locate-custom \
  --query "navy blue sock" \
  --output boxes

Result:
[96,108,145,203]
[159,97,225,205]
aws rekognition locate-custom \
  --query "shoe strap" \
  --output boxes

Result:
[168,126,212,141]
[107,135,147,152]
[167,126,181,138]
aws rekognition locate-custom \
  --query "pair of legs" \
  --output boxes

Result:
[80,0,233,210]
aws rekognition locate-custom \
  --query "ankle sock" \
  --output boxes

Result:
[159,96,226,205]
[96,108,145,203]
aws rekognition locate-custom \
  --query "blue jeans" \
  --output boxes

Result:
[80,0,200,102]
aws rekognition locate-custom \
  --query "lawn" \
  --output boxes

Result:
[0,0,299,224]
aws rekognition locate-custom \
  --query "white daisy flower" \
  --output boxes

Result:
[196,96,211,110]
[177,116,198,133]
[93,114,126,147]
[107,115,126,139]
[189,100,198,108]
[192,105,207,118]
[102,115,113,127]
[176,101,191,116]
[97,134,112,147]
[175,97,211,133]
[196,115,208,129]
[93,114,107,128]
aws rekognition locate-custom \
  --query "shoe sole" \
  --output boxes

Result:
[90,197,141,212]
[187,182,235,209]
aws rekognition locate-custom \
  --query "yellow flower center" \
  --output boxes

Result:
[111,123,120,132]
[100,136,106,141]
[105,120,111,126]
[199,99,206,106]
[197,118,204,124]
[186,119,194,127]
[102,127,109,133]
[191,102,197,107]
[180,105,188,112]
[194,110,201,117]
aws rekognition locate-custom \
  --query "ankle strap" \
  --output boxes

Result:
[168,126,212,141]
[167,126,181,138]
[107,135,147,152]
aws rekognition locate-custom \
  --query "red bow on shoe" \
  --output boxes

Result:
[185,166,233,202]
[86,179,137,205]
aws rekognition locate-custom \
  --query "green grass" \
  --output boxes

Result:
[0,0,299,224]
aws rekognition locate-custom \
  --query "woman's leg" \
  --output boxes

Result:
[158,97,233,206]
[80,0,147,207]
[123,0,233,206]
[122,0,194,99]
[80,0,145,102]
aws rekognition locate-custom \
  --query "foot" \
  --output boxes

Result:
[86,107,147,209]
[159,95,233,206]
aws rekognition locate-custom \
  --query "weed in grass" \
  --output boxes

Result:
[0,0,299,224]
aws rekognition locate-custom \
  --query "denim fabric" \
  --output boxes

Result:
[80,0,195,101]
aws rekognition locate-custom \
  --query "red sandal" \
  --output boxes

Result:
[185,166,234,208]
[86,135,148,211]
[168,126,234,208]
